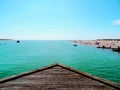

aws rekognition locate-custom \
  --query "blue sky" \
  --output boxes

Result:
[0,0,120,40]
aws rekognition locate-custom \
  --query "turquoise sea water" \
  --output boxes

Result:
[0,40,120,84]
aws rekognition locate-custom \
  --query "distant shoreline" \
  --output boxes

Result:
[71,40,120,52]
[97,39,120,41]
[0,39,13,40]
[71,40,120,47]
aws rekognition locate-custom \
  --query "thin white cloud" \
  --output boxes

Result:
[112,19,120,25]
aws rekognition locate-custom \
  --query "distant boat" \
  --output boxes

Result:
[112,48,120,52]
[16,40,20,43]
[73,44,77,46]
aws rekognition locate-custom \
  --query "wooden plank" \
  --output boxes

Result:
[0,63,120,90]
[0,63,58,84]
[57,64,120,89]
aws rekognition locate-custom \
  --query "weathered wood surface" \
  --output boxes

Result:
[0,64,120,90]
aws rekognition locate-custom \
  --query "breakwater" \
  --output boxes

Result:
[72,40,120,52]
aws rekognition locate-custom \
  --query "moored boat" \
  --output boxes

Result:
[112,48,120,52]
[16,40,20,43]
[73,44,77,46]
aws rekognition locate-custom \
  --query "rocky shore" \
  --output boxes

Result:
[71,40,120,52]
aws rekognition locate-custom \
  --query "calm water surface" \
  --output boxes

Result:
[0,40,120,84]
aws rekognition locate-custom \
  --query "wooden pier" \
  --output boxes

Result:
[0,64,120,90]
